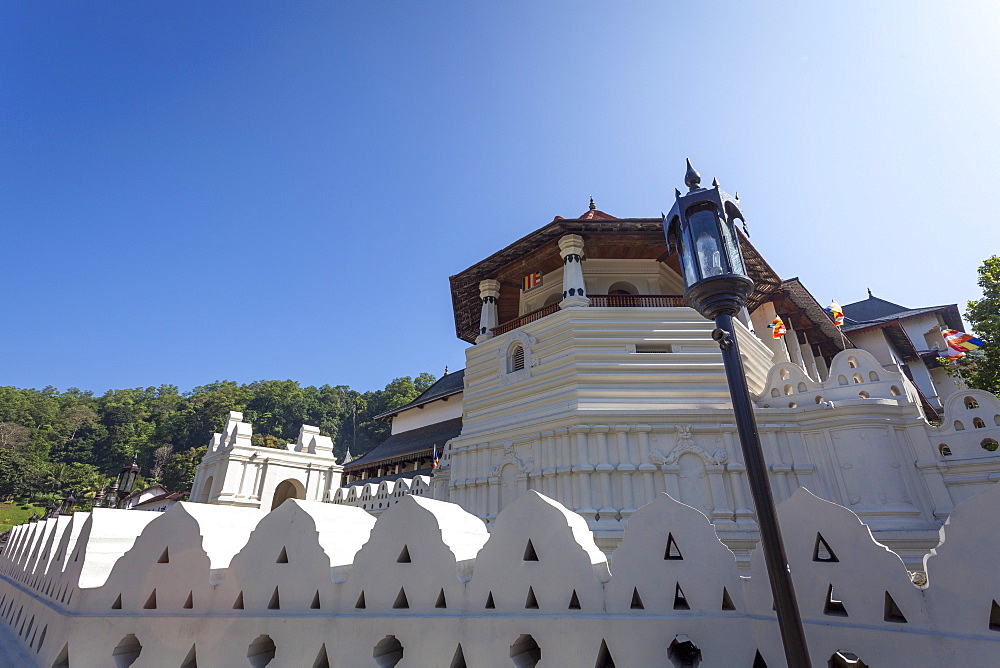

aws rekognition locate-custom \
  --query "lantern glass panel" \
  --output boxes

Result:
[719,215,745,277]
[686,206,727,278]
[673,216,699,288]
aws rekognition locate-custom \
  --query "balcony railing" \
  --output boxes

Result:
[490,295,686,336]
[492,303,560,336]
[590,294,686,308]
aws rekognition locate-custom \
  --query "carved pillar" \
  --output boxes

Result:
[570,426,596,519]
[635,426,657,508]
[706,463,736,528]
[558,234,589,309]
[487,475,500,520]
[726,462,755,524]
[801,332,822,382]
[541,431,557,498]
[592,426,615,522]
[662,464,681,499]
[476,279,500,343]
[770,464,793,501]
[556,430,572,506]
[615,427,637,517]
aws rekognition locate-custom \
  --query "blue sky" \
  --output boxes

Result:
[2,2,998,394]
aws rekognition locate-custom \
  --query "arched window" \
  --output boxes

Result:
[954,421,965,431]
[982,439,999,452]
[974,418,987,429]
[965,397,980,410]
[939,444,952,457]
[848,357,859,369]
[607,281,638,295]
[508,344,526,372]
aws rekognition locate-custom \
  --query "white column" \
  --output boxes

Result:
[801,332,822,382]
[784,321,805,371]
[558,234,589,309]
[476,279,500,344]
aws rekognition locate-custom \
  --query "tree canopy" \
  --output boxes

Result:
[0,373,436,504]
[950,256,1000,395]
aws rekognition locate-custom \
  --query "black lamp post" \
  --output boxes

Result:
[60,492,76,516]
[666,159,811,668]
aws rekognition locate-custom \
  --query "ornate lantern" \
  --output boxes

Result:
[60,492,76,515]
[116,457,141,497]
[665,158,753,319]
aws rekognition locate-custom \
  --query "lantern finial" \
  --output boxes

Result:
[684,158,701,191]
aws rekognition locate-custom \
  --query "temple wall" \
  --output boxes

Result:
[3,487,1000,667]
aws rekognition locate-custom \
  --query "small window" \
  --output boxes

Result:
[607,281,638,296]
[974,418,986,429]
[815,396,824,404]
[965,397,980,410]
[859,391,870,399]
[939,444,952,457]
[509,344,525,372]
[890,386,901,397]
[848,357,858,368]
[982,439,999,453]
[955,421,965,431]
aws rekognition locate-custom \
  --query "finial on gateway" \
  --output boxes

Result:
[589,196,596,211]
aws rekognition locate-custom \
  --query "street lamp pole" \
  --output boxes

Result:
[666,160,811,667]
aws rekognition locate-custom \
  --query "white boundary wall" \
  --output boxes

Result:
[2,482,1000,666]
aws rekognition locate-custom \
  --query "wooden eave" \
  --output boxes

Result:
[772,278,853,361]
[449,217,783,343]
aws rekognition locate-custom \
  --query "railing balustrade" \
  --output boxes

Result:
[490,295,685,335]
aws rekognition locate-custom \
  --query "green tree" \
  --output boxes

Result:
[953,256,1000,395]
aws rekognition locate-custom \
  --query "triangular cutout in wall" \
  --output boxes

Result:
[813,533,838,562]
[673,583,690,610]
[568,590,581,610]
[355,591,366,609]
[233,591,244,610]
[267,587,280,610]
[157,547,169,564]
[435,589,447,609]
[111,594,122,610]
[595,639,616,668]
[883,591,907,623]
[312,644,330,668]
[180,644,197,668]
[393,587,409,609]
[310,591,321,609]
[397,545,411,563]
[824,584,848,616]
[276,546,288,564]
[664,533,683,560]
[752,650,768,668]
[51,642,69,668]
[450,644,467,668]
[525,587,539,609]
[991,600,1000,631]
[722,587,736,611]
[183,591,194,609]
[523,539,539,561]
[485,592,495,609]
[630,587,644,610]
[143,589,157,609]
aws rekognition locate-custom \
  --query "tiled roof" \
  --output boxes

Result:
[842,296,910,323]
[344,417,463,470]
[578,208,619,220]
[374,369,465,420]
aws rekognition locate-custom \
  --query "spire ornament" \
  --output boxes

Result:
[684,158,701,191]
[589,196,596,211]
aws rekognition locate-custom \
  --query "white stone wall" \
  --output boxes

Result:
[390,397,463,434]
[331,475,431,514]
[4,486,1000,666]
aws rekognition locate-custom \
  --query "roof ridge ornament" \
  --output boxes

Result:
[589,196,596,211]
[684,158,701,191]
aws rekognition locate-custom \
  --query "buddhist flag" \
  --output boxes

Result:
[941,328,984,353]
[432,444,439,469]
[945,350,967,363]
[768,316,787,339]
[825,301,844,327]
[522,271,542,291]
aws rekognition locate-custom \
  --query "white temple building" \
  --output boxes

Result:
[4,171,1000,666]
